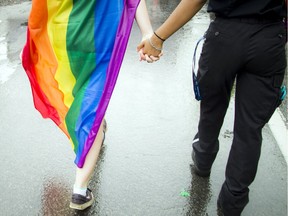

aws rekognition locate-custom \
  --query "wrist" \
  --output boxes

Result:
[147,34,163,52]
[154,31,166,42]
[142,31,153,42]
[151,34,163,48]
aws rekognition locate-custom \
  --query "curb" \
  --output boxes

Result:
[268,108,288,165]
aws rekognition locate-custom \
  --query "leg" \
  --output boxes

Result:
[218,71,284,215]
[193,88,232,171]
[192,19,242,172]
[75,119,105,188]
[218,21,286,215]
[70,119,106,210]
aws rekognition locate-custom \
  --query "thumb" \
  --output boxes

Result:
[137,41,145,52]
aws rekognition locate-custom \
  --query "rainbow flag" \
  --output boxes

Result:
[22,0,140,168]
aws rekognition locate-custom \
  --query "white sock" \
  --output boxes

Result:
[73,185,87,196]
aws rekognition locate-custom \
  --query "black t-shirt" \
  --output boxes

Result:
[208,0,286,19]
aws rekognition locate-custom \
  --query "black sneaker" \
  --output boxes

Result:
[191,151,211,177]
[69,188,94,210]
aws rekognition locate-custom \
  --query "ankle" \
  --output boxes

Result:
[73,185,87,196]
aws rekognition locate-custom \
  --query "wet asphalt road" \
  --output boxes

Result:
[0,0,29,7]
[0,1,287,216]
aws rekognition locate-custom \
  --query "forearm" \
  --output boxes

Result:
[137,0,207,58]
[135,0,153,38]
[155,0,206,40]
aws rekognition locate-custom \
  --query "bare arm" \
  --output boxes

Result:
[135,0,153,40]
[137,0,207,57]
[135,0,160,62]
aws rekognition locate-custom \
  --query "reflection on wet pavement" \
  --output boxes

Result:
[41,178,71,215]
[40,147,106,216]
[186,166,212,216]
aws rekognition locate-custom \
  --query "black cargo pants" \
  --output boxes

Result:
[192,16,286,215]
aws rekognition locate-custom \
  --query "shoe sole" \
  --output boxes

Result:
[69,193,94,210]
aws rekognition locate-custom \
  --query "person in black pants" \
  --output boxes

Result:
[137,0,287,215]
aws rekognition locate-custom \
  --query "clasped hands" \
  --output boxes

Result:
[137,33,164,63]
